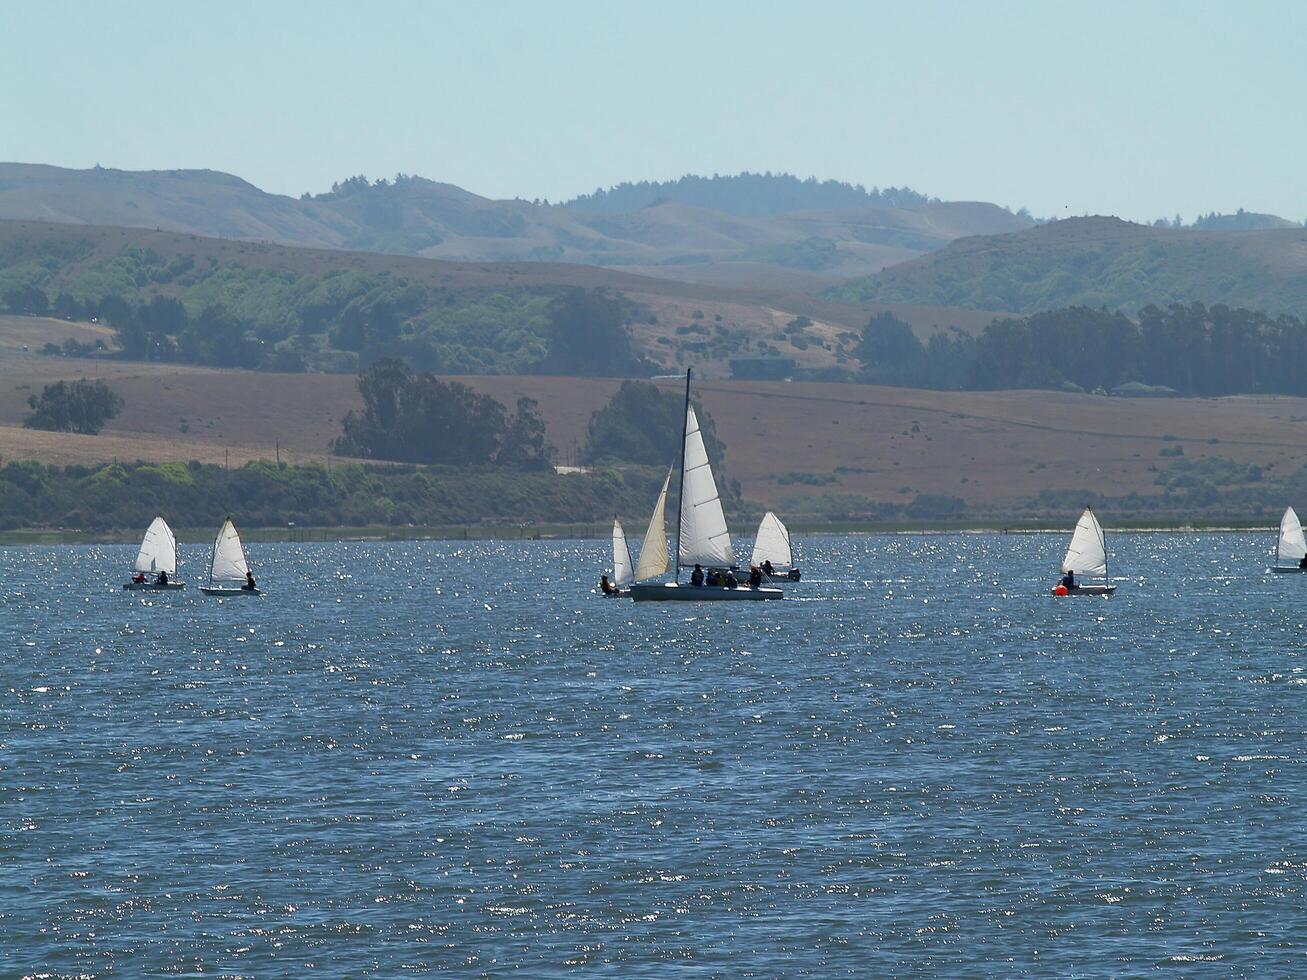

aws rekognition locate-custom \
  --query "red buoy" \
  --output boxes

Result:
[1053,584,1069,596]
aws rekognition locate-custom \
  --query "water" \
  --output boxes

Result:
[4,533,1307,975]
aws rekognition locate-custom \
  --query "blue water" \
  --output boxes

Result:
[4,533,1307,975]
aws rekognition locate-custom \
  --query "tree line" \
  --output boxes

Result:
[858,303,1307,396]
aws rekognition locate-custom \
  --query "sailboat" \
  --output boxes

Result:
[630,370,782,602]
[1270,506,1307,572]
[198,517,262,596]
[123,515,185,589]
[606,518,635,595]
[751,511,801,581]
[1051,506,1116,595]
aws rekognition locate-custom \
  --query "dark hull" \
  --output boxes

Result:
[123,581,185,590]
[630,583,783,602]
[199,587,263,596]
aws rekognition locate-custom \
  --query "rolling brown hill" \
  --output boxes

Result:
[0,164,1032,292]
[5,319,1303,520]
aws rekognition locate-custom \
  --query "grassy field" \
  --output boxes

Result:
[5,314,1307,519]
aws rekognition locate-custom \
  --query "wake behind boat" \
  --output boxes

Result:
[123,516,185,590]
[198,517,263,596]
[630,370,782,602]
[1270,506,1307,572]
[1051,506,1116,596]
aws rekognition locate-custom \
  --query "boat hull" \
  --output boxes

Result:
[630,582,783,602]
[123,581,185,590]
[199,587,263,596]
[1270,566,1307,574]
[1051,584,1117,596]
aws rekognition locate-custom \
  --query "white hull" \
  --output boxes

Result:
[199,586,263,596]
[1051,584,1117,596]
[123,581,185,590]
[630,582,783,602]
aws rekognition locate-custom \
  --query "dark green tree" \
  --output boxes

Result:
[538,288,650,377]
[580,380,724,467]
[497,397,556,471]
[2,284,49,314]
[23,379,123,434]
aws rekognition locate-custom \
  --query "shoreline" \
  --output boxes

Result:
[0,518,1278,546]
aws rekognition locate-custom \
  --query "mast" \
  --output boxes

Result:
[674,368,691,583]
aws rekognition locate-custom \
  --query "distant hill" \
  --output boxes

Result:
[0,164,1033,292]
[1190,209,1300,231]
[559,172,938,216]
[0,219,1001,379]
[827,216,1307,316]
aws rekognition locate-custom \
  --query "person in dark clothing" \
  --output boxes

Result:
[155,570,168,586]
[749,566,762,589]
[724,571,738,588]
[243,570,257,591]
[761,559,775,578]
[1061,569,1076,591]
[690,564,704,587]
[600,575,615,596]
[1299,554,1307,570]
[132,572,146,584]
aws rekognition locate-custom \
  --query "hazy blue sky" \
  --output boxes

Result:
[2,0,1303,221]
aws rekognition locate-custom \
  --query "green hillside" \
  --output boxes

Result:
[827,216,1307,316]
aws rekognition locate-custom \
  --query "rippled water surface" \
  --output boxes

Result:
[5,533,1307,975]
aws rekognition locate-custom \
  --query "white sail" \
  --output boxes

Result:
[678,405,732,568]
[612,519,635,588]
[1278,506,1307,564]
[1062,507,1107,578]
[750,511,792,569]
[634,467,672,581]
[208,518,250,584]
[133,516,177,574]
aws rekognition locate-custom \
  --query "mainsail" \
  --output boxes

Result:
[209,518,250,585]
[750,511,792,569]
[677,405,732,568]
[634,467,672,581]
[1278,506,1307,565]
[612,519,635,588]
[1062,507,1107,578]
[134,516,177,575]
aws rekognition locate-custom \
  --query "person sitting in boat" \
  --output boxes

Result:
[243,570,257,591]
[132,572,146,585]
[749,566,762,589]
[155,570,168,586]
[600,574,616,596]
[724,570,739,588]
[761,559,775,578]
[1299,554,1307,570]
[1060,569,1076,591]
[690,564,704,586]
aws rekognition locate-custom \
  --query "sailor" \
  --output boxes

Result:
[155,570,168,586]
[1299,554,1307,570]
[749,566,762,589]
[690,564,704,586]
[243,570,257,591]
[600,574,616,595]
[1060,569,1076,591]
[761,559,775,578]
[132,572,146,584]
[724,570,739,588]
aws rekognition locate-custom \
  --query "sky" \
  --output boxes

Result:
[1,0,1303,222]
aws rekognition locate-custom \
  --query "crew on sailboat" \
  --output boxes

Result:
[156,570,169,586]
[600,574,616,595]
[691,564,704,586]
[1060,569,1076,591]
[244,570,257,591]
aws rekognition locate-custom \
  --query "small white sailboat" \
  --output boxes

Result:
[1270,506,1307,572]
[751,511,801,581]
[631,370,782,602]
[123,515,185,589]
[1052,506,1116,596]
[604,518,635,596]
[199,517,262,596]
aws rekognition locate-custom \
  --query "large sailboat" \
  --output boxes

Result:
[630,370,782,602]
[1051,506,1117,596]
